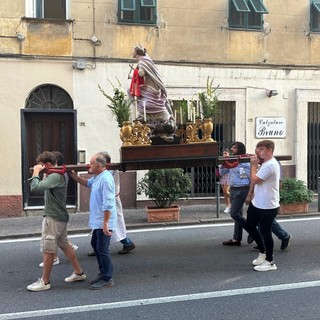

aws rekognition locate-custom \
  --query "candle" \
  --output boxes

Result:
[180,107,183,124]
[135,99,138,119]
[143,101,146,122]
[187,101,190,121]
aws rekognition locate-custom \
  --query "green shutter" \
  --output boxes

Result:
[313,1,320,14]
[231,0,250,12]
[121,0,135,11]
[141,0,156,7]
[249,0,268,14]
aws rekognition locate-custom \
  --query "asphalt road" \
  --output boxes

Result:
[1,217,320,320]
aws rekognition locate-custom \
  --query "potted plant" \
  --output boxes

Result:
[137,168,192,222]
[98,79,132,127]
[196,77,220,141]
[279,177,313,214]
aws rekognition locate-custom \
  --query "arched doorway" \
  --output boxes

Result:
[21,84,77,208]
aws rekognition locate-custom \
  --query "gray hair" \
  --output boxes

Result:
[95,153,107,166]
[98,151,111,163]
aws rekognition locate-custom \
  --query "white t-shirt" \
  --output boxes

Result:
[252,157,280,209]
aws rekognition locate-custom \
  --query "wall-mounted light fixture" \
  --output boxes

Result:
[78,150,86,164]
[266,89,278,98]
[16,32,25,41]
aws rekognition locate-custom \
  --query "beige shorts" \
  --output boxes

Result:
[40,216,69,253]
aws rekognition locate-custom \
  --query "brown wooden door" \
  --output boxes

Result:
[23,111,76,207]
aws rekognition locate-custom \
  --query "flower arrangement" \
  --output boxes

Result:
[98,79,132,127]
[198,77,220,119]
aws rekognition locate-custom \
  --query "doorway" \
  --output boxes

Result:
[21,84,77,208]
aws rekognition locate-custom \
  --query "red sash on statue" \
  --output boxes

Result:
[130,68,144,97]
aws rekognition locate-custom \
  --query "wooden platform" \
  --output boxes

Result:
[119,142,219,171]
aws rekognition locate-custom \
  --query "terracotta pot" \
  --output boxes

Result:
[278,202,309,214]
[146,205,180,223]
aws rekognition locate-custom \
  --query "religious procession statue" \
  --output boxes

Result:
[128,44,177,144]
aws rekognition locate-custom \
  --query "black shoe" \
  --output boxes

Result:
[89,278,114,290]
[89,273,103,284]
[222,239,241,246]
[281,235,292,250]
[118,243,136,254]
[247,234,254,244]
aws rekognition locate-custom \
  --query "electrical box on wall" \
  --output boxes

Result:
[72,60,86,70]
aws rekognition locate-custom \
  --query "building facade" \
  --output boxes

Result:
[1,0,320,216]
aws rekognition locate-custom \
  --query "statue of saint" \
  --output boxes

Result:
[129,44,176,143]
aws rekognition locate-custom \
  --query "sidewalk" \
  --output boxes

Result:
[0,200,319,240]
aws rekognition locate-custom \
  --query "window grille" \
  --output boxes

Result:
[26,85,73,109]
[308,102,320,191]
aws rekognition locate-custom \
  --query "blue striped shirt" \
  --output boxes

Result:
[220,162,250,187]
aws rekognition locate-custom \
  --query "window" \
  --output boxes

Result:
[26,0,68,19]
[119,0,157,25]
[311,0,320,32]
[229,0,268,30]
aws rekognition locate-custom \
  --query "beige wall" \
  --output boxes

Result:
[0,59,73,195]
[1,1,320,65]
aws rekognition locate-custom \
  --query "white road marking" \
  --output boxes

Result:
[1,280,320,319]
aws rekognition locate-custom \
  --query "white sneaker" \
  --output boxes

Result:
[252,253,266,266]
[39,257,60,268]
[223,207,231,213]
[65,272,86,283]
[27,278,51,292]
[254,260,277,272]
[71,244,79,252]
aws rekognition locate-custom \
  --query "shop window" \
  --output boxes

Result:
[119,0,157,25]
[229,0,268,30]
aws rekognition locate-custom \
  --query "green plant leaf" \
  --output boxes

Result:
[137,168,192,208]
[280,177,313,204]
[99,81,132,127]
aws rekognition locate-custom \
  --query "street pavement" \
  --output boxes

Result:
[0,199,319,239]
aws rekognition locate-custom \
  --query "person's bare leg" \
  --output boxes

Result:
[222,185,231,207]
[41,252,54,284]
[61,243,82,274]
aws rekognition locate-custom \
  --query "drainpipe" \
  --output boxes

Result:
[318,176,320,212]
[92,0,96,58]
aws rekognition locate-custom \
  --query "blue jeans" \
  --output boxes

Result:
[91,229,113,280]
[229,187,249,241]
[120,237,133,246]
[271,220,288,240]
[256,220,289,245]
[246,203,278,262]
